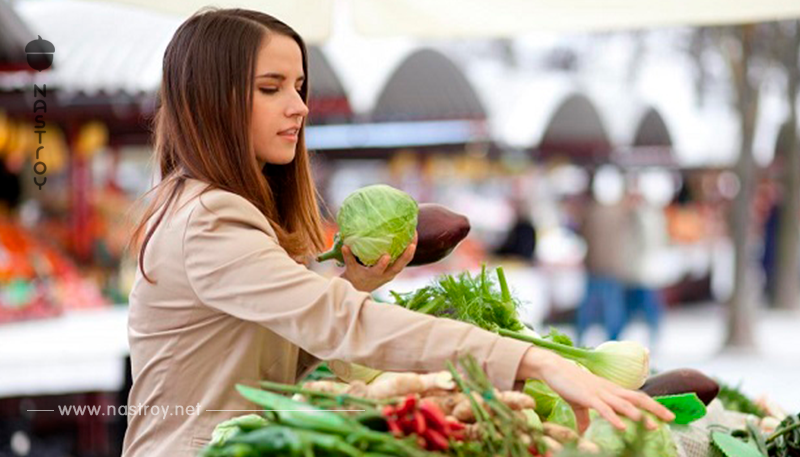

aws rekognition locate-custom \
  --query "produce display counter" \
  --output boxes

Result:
[0,306,129,398]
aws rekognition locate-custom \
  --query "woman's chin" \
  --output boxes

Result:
[258,152,296,166]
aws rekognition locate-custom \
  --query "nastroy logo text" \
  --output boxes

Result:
[26,35,55,190]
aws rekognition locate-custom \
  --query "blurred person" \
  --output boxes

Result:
[665,180,705,244]
[621,173,671,346]
[755,176,781,305]
[576,165,629,344]
[122,10,673,457]
[494,198,537,263]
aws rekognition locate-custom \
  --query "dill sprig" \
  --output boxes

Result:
[390,264,527,332]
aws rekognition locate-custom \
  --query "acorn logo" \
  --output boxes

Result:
[26,36,55,72]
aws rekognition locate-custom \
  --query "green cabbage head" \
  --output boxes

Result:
[317,185,418,266]
[583,412,678,457]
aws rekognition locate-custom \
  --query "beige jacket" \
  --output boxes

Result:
[121,178,532,457]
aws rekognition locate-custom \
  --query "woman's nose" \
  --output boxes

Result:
[287,94,309,118]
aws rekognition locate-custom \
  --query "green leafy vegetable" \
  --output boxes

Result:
[712,431,766,457]
[523,380,560,418]
[317,184,418,266]
[209,414,269,446]
[543,327,575,347]
[716,381,767,418]
[547,396,578,432]
[767,413,800,457]
[391,264,526,332]
[584,413,678,457]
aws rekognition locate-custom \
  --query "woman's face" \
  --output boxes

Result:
[250,34,309,166]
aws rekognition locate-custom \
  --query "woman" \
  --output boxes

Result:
[122,8,673,456]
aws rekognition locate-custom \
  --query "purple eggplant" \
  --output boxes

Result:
[641,368,720,405]
[409,203,470,266]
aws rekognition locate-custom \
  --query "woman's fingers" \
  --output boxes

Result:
[571,405,591,434]
[592,399,627,430]
[342,245,358,269]
[374,254,391,274]
[601,389,672,430]
[388,240,417,274]
[621,389,675,423]
[601,392,642,423]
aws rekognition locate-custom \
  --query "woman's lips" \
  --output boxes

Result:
[278,131,298,142]
[278,127,299,142]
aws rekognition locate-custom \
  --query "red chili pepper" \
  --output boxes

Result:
[446,419,465,431]
[398,415,415,434]
[395,394,417,416]
[413,410,427,436]
[387,418,403,437]
[419,401,450,433]
[382,405,396,417]
[422,428,450,451]
[451,429,465,441]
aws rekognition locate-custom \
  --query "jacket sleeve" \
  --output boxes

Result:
[182,190,532,390]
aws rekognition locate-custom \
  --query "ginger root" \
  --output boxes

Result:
[453,392,486,423]
[365,371,455,399]
[543,422,579,443]
[496,391,536,410]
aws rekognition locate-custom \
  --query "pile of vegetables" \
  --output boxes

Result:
[696,385,798,457]
[204,246,798,457]
[317,185,471,267]
[201,356,554,457]
[201,384,429,456]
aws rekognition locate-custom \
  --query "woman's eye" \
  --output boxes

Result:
[259,88,278,94]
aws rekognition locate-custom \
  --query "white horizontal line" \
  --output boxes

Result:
[206,409,365,412]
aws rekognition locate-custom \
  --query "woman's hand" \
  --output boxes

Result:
[516,346,675,433]
[340,233,418,293]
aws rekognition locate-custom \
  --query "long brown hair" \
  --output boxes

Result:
[129,8,326,284]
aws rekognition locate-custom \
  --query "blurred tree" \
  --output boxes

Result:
[772,21,800,312]
[685,22,800,347]
[721,25,760,349]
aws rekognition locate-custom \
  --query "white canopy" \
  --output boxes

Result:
[79,0,800,44]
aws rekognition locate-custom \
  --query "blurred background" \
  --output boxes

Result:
[1,0,800,455]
